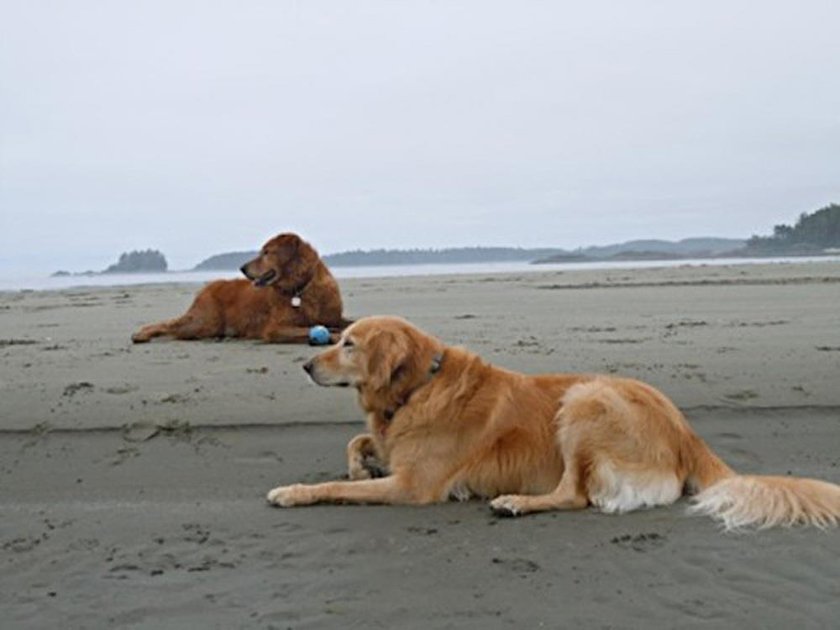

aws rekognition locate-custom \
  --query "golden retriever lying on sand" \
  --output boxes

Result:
[267,316,840,529]
[132,233,350,344]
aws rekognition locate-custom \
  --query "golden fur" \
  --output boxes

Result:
[267,316,840,529]
[132,233,350,344]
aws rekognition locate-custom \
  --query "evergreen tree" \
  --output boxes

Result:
[746,204,840,252]
[103,249,168,273]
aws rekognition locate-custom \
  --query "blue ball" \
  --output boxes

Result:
[308,325,331,346]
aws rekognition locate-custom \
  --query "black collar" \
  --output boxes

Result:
[293,276,313,303]
[383,352,444,422]
[279,274,314,305]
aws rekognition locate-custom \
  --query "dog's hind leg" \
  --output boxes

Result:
[131,319,178,343]
[490,459,589,516]
[492,378,686,517]
[131,313,216,343]
[489,388,596,516]
[132,289,225,343]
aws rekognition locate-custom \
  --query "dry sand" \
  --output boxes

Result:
[1,262,839,629]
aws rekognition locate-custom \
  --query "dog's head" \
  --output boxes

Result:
[303,316,444,396]
[240,233,319,290]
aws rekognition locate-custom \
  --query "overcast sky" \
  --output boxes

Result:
[1,1,839,273]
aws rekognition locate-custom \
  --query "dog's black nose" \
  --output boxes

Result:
[239,264,248,277]
[302,360,314,374]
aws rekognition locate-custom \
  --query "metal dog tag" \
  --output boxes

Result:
[291,296,302,308]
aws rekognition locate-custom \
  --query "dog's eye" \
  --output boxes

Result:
[342,339,354,349]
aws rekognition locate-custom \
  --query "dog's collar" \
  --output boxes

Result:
[383,352,444,423]
[282,275,314,308]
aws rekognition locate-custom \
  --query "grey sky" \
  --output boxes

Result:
[1,1,839,273]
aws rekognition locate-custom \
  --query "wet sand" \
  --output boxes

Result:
[2,262,839,628]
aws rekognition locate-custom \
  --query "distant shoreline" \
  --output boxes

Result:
[192,238,747,271]
[50,248,840,277]
[531,248,840,265]
[11,254,840,294]
[50,232,840,277]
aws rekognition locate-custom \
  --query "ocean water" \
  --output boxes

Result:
[1,256,839,293]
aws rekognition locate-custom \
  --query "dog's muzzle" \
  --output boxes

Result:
[253,269,277,287]
[303,360,350,387]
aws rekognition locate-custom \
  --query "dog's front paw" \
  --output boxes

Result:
[348,460,373,481]
[348,455,389,480]
[489,495,525,517]
[266,484,313,507]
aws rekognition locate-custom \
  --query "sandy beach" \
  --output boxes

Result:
[2,261,839,629]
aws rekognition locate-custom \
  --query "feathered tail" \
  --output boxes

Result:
[686,439,840,530]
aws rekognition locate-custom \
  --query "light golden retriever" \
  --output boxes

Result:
[267,316,840,529]
[132,233,350,344]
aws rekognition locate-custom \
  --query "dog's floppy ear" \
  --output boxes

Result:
[282,236,319,283]
[366,330,411,391]
[274,233,300,260]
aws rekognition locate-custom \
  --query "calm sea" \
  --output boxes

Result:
[2,256,839,293]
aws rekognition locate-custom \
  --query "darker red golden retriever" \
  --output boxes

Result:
[132,233,351,344]
[266,316,840,530]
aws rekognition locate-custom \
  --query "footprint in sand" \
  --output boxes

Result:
[610,532,667,552]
